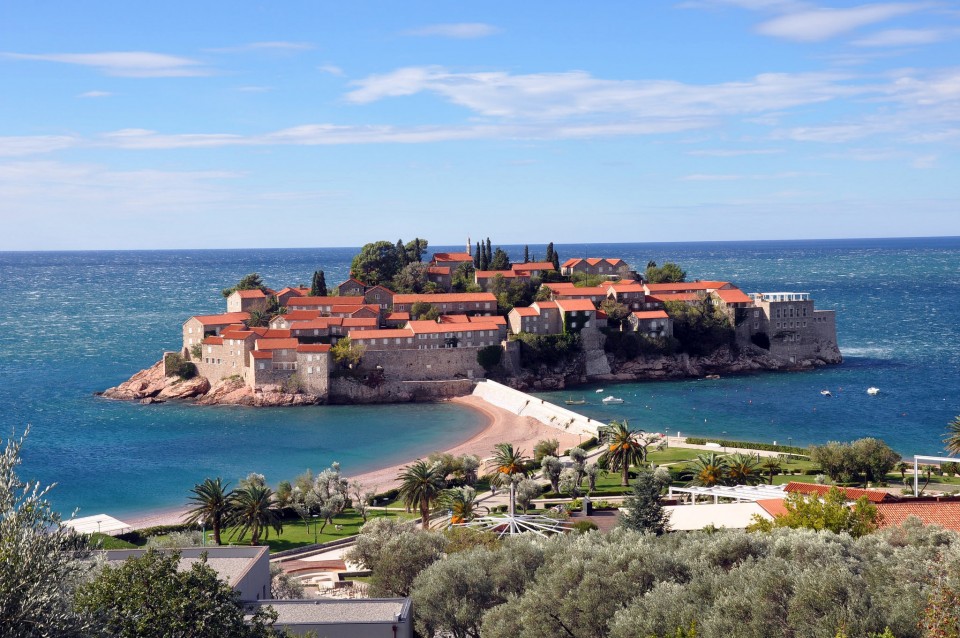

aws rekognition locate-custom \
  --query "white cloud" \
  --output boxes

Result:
[345,66,856,119]
[2,51,211,77]
[852,27,957,47]
[680,171,810,180]
[206,41,314,53]
[403,23,501,38]
[687,148,785,155]
[677,0,808,11]
[236,86,272,92]
[0,135,79,156]
[756,3,930,42]
[318,64,345,76]
[77,90,112,98]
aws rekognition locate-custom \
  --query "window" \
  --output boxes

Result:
[207,346,212,353]
[258,362,265,370]
[754,322,759,329]
[754,310,759,318]
[307,366,313,374]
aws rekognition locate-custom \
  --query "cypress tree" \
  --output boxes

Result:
[552,249,560,272]
[523,245,530,263]
[397,239,408,266]
[545,242,554,263]
[475,242,482,268]
[317,271,327,297]
[485,238,492,265]
[414,237,423,262]
[619,469,670,535]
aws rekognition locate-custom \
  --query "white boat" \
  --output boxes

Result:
[867,387,880,395]
[595,389,604,393]
[602,396,624,404]
[820,390,832,397]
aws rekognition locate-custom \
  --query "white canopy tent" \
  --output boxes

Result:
[65,514,132,536]
[668,484,787,504]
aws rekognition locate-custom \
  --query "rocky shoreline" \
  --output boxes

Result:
[100,342,841,407]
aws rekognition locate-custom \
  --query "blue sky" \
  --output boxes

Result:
[2,1,959,250]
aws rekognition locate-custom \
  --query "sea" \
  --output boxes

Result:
[1,237,958,518]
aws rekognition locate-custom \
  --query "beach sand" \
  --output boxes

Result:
[124,395,583,530]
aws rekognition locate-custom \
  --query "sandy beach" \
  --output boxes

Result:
[124,395,583,530]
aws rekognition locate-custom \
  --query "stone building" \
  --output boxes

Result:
[736,292,840,364]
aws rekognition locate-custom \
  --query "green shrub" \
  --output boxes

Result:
[164,353,196,380]
[517,333,581,368]
[571,520,599,534]
[477,345,503,371]
[685,437,807,456]
[368,488,400,505]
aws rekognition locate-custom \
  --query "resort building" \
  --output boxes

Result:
[507,301,562,335]
[738,292,839,364]
[430,252,474,270]
[226,289,269,313]
[286,296,366,313]
[391,292,497,315]
[337,278,366,297]
[426,266,452,291]
[560,257,632,278]
[628,310,673,338]
[183,312,251,348]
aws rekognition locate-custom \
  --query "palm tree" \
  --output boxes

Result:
[440,486,487,524]
[686,453,729,487]
[761,456,782,485]
[598,420,644,486]
[727,453,763,486]
[226,484,283,545]
[943,416,960,455]
[397,460,446,530]
[183,477,232,545]
[487,443,531,516]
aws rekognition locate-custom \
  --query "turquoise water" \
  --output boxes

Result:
[1,237,958,517]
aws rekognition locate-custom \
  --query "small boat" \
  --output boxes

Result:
[867,387,880,395]
[602,396,624,404]
[820,390,832,397]
[705,374,720,380]
[565,398,587,406]
[595,389,604,393]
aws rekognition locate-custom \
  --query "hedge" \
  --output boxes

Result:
[685,437,807,456]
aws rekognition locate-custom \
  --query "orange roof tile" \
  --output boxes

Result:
[393,293,496,304]
[511,307,539,317]
[875,501,960,531]
[385,311,410,320]
[475,270,529,279]
[784,482,892,503]
[647,292,700,303]
[202,336,224,345]
[556,299,598,312]
[439,315,471,323]
[249,328,291,338]
[426,266,451,275]
[408,320,501,334]
[288,296,364,306]
[714,288,754,304]
[349,328,415,340]
[220,330,254,341]
[470,315,505,325]
[544,282,577,290]
[644,281,730,293]
[251,350,273,360]
[188,312,250,326]
[533,301,559,310]
[255,338,299,350]
[511,262,555,272]
[432,252,473,262]
[277,310,321,321]
[342,317,379,327]
[289,319,335,330]
[756,499,789,518]
[297,344,332,353]
[612,284,646,293]
[234,289,267,299]
[555,286,609,296]
[632,310,669,319]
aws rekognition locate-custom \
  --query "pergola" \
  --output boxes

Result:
[64,514,132,536]
[452,482,570,538]
[668,484,787,504]
[913,455,959,496]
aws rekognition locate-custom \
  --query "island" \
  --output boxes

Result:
[102,238,841,406]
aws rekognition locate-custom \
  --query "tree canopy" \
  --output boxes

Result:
[221,273,267,298]
[645,261,687,284]
[309,270,327,297]
[350,240,404,287]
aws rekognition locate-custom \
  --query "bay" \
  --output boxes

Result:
[1,237,958,517]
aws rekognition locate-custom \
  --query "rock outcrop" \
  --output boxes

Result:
[101,362,169,400]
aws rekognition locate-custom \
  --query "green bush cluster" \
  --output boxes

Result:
[516,332,581,368]
[476,345,503,371]
[685,437,808,456]
[603,330,677,359]
[164,353,196,380]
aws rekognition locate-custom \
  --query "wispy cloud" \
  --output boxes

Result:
[852,27,959,47]
[680,171,811,180]
[402,23,501,38]
[756,3,931,42]
[345,66,856,119]
[77,90,112,98]
[0,135,79,156]
[687,148,785,156]
[236,86,272,93]
[318,64,345,76]
[206,41,314,53]
[2,51,211,77]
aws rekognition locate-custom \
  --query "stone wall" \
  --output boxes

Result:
[328,378,474,403]
[360,347,487,382]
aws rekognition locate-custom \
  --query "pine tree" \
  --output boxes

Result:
[397,239,408,266]
[619,469,670,535]
[523,245,530,263]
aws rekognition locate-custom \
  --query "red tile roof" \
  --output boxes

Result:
[611,284,646,293]
[408,320,501,334]
[555,286,610,296]
[783,482,893,503]
[289,319,335,330]
[556,299,598,312]
[251,350,273,360]
[338,277,365,288]
[342,317,379,327]
[511,262,555,272]
[249,328,291,338]
[393,293,497,304]
[349,328,415,340]
[297,344,332,353]
[426,266,451,275]
[255,338,299,350]
[533,301,559,310]
[439,315,471,323]
[644,281,730,293]
[475,270,529,279]
[364,285,395,295]
[632,310,669,319]
[432,252,473,263]
[276,287,306,298]
[188,312,250,326]
[756,499,789,518]
[220,330,254,341]
[647,292,701,303]
[511,307,539,317]
[385,311,410,321]
[288,296,364,306]
[202,336,224,345]
[543,282,578,291]
[875,501,960,531]
[470,315,505,325]
[714,288,754,304]
[277,310,321,321]
[234,289,266,299]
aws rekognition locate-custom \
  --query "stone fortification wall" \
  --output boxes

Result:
[471,379,598,438]
[329,378,474,403]
[360,347,487,382]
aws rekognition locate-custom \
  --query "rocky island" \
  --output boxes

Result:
[102,239,841,406]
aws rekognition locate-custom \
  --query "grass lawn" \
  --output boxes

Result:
[89,533,139,549]
[195,508,415,553]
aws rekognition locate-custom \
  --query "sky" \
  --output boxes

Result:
[1,1,959,250]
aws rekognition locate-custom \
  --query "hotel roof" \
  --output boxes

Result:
[432,252,473,263]
[556,299,598,312]
[875,500,960,532]
[783,482,893,503]
[714,288,754,304]
[287,295,365,306]
[632,310,669,319]
[512,261,556,272]
[297,344,332,353]
[393,292,496,304]
[187,312,250,326]
[255,338,299,350]
[407,320,501,334]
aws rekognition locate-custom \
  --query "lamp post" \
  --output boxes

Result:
[312,514,319,544]
[199,518,206,547]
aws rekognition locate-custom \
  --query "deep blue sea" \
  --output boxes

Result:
[1,237,958,518]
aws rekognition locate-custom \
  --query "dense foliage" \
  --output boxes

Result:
[476,345,502,371]
[619,470,671,535]
[603,330,677,359]
[644,261,687,283]
[221,272,267,298]
[685,438,808,455]
[349,240,405,286]
[74,549,277,638]
[748,487,882,538]
[664,297,735,356]
[809,438,901,485]
[516,332,581,367]
[309,269,327,297]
